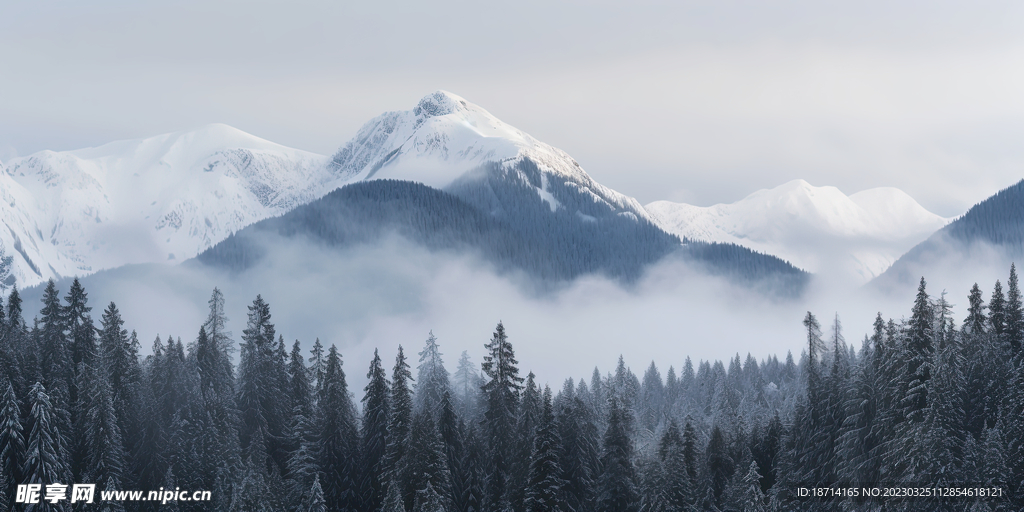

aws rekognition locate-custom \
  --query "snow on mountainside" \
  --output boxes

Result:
[0,124,331,290]
[1,92,659,292]
[328,90,652,221]
[645,180,951,283]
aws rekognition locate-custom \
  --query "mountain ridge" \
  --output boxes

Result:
[645,179,950,283]
[0,91,955,295]
[0,124,332,289]
[871,178,1024,292]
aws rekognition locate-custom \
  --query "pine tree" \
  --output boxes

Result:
[23,383,71,509]
[308,338,326,396]
[414,481,447,512]
[416,331,451,416]
[0,378,24,501]
[965,283,988,337]
[203,288,234,359]
[158,336,219,508]
[437,391,466,512]
[403,411,453,511]
[284,338,315,504]
[706,425,734,509]
[802,312,825,403]
[287,411,319,510]
[637,457,672,512]
[837,328,879,488]
[590,368,607,431]
[7,287,36,399]
[386,345,415,501]
[916,321,967,488]
[871,317,905,486]
[361,348,391,512]
[656,419,693,511]
[1006,263,1024,353]
[63,278,94,482]
[316,345,359,511]
[759,415,783,503]
[663,366,679,419]
[97,304,144,489]
[0,289,24,402]
[639,362,663,434]
[36,285,74,494]
[681,418,698,486]
[990,280,1006,340]
[231,433,275,512]
[38,280,70,395]
[524,386,566,512]
[133,335,165,491]
[819,313,848,488]
[82,362,128,492]
[237,295,286,478]
[453,351,480,421]
[481,321,524,510]
[596,397,638,512]
[740,461,766,512]
[287,339,313,431]
[306,474,327,512]
[977,427,1009,494]
[792,312,830,493]
[904,277,934,423]
[511,371,542,511]
[64,278,94,371]
[1004,339,1024,506]
[191,305,242,504]
[197,289,237,401]
[461,425,486,512]
[557,392,600,512]
[381,477,406,512]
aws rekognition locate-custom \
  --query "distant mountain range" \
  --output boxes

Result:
[5,90,1006,296]
[871,179,1024,291]
[0,124,330,288]
[646,179,950,284]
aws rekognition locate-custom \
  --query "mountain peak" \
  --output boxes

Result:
[327,91,651,220]
[646,180,949,283]
[413,90,470,118]
[0,126,329,290]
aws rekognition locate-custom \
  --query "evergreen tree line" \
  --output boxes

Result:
[0,265,1022,511]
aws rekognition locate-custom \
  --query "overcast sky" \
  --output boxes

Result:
[2,0,1023,216]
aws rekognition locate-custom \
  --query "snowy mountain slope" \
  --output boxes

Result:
[1,124,331,290]
[328,90,653,222]
[872,179,1024,293]
[645,179,951,283]
[4,91,659,293]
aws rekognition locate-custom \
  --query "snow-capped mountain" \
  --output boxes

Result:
[0,92,659,292]
[645,180,951,283]
[10,91,900,294]
[328,90,652,222]
[0,124,331,290]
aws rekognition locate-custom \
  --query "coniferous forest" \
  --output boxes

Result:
[1,265,1023,511]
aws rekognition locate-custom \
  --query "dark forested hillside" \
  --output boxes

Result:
[678,241,809,294]
[874,179,1024,290]
[197,178,678,283]
[0,263,1022,510]
[196,177,808,292]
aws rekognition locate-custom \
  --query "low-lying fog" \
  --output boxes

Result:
[20,234,1020,393]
